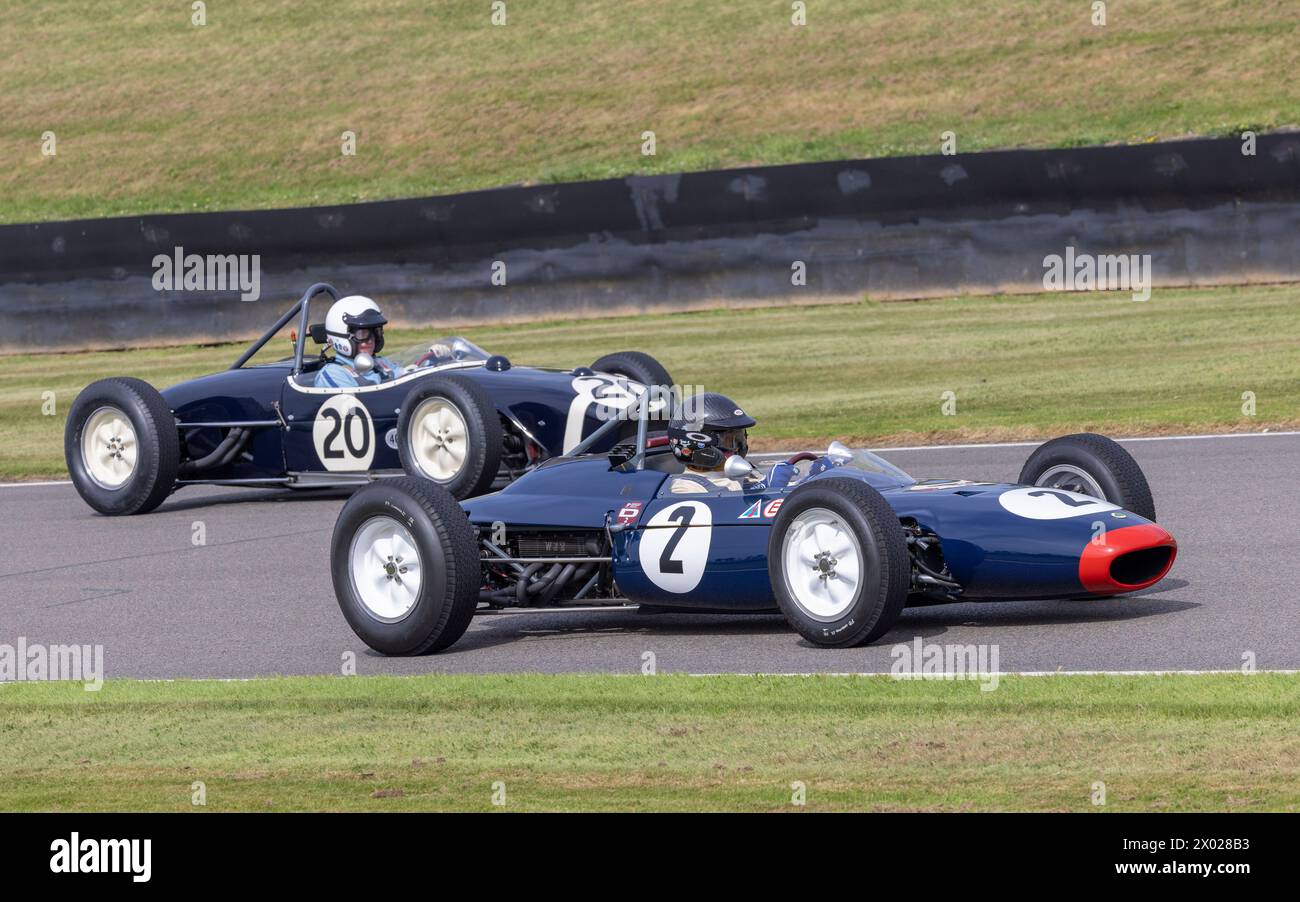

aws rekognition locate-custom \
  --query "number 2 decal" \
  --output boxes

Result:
[998,486,1119,520]
[313,395,376,472]
[639,501,712,593]
[657,506,695,574]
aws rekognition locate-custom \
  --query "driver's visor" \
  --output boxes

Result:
[350,326,382,343]
[713,428,748,454]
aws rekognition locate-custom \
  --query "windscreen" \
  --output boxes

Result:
[388,336,492,369]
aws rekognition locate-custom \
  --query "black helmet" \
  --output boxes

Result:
[668,392,755,470]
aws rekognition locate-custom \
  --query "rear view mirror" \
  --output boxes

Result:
[724,455,754,480]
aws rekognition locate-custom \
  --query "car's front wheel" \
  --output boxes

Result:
[1018,433,1156,521]
[64,377,179,515]
[768,477,910,647]
[397,375,503,500]
[331,477,481,654]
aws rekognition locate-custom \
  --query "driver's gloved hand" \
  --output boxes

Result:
[765,461,798,491]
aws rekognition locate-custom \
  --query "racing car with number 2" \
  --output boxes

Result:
[329,395,1177,652]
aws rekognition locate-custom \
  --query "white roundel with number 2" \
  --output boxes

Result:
[313,394,376,472]
[638,501,713,593]
[998,486,1119,520]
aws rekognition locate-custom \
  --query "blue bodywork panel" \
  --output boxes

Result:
[160,356,646,482]
[462,448,1165,607]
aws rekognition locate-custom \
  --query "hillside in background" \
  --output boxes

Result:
[1,0,1295,224]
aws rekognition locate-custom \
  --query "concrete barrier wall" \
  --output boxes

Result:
[3,134,1298,352]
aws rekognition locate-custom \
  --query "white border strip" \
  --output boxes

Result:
[687,669,1300,677]
[872,430,1300,453]
[4,670,1294,686]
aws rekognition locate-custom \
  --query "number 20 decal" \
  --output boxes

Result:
[312,394,376,472]
[639,501,712,593]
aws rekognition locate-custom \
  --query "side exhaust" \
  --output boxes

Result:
[1078,524,1177,595]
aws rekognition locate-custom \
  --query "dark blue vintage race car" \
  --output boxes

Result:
[64,283,674,515]
[329,400,1178,652]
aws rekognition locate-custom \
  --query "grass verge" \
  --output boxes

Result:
[3,283,1298,479]
[1,673,1296,812]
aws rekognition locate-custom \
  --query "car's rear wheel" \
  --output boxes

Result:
[1018,433,1156,521]
[768,477,910,647]
[590,351,675,421]
[397,375,502,500]
[331,477,480,654]
[65,377,179,515]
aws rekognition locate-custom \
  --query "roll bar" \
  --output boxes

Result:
[567,386,655,469]
[229,282,340,373]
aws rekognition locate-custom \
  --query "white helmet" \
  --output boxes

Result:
[325,295,387,357]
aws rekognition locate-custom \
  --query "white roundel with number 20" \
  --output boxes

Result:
[313,394,376,472]
[638,501,712,593]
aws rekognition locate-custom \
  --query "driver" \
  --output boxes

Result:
[315,295,400,388]
[666,392,795,494]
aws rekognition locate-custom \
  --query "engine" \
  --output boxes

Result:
[479,528,617,608]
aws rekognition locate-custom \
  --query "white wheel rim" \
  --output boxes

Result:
[349,517,424,622]
[1034,464,1105,500]
[782,507,863,621]
[81,406,139,489]
[409,398,468,482]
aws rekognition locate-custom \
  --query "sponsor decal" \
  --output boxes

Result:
[738,498,785,520]
[615,502,643,525]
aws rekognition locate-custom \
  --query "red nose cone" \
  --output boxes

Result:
[1079,524,1177,595]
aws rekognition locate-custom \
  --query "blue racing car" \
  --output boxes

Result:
[64,283,674,515]
[329,393,1177,652]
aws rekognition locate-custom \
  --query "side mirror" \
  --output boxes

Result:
[827,440,854,462]
[353,352,375,374]
[724,455,754,480]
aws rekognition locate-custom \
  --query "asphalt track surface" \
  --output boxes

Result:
[2,433,1297,678]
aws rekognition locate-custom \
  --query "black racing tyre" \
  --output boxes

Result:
[397,375,503,500]
[590,351,675,422]
[1018,433,1156,521]
[768,477,910,647]
[64,377,179,516]
[331,477,481,654]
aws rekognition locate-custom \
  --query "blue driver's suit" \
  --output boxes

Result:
[314,354,400,388]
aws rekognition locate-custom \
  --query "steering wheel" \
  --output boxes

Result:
[785,452,819,465]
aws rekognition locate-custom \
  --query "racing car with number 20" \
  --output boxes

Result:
[64,283,675,515]
[329,396,1177,653]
